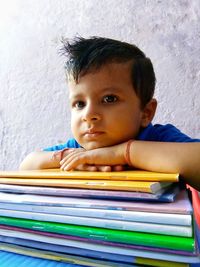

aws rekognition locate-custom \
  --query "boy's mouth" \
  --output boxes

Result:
[83,129,105,139]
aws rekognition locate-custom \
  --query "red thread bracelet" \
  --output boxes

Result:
[52,148,71,161]
[125,140,134,166]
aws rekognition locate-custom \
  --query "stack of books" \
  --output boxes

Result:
[0,169,199,267]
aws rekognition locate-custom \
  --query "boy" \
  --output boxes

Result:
[20,36,200,191]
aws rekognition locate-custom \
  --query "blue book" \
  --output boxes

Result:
[0,183,179,202]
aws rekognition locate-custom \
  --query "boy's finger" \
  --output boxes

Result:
[75,164,98,172]
[112,165,124,171]
[97,165,111,172]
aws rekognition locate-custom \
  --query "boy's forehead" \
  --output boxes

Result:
[67,61,133,84]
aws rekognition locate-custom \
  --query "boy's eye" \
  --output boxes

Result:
[74,101,85,109]
[103,95,118,103]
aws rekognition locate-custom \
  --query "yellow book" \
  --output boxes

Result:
[0,169,179,182]
[0,177,172,193]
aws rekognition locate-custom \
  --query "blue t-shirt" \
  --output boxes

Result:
[43,123,200,151]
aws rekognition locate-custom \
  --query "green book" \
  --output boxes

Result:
[0,216,194,252]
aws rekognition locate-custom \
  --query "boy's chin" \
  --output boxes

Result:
[82,143,102,150]
[81,141,107,150]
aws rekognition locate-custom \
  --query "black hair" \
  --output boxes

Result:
[60,36,156,108]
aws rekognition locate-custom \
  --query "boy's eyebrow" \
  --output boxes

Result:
[68,86,125,101]
[69,93,83,100]
[69,86,124,98]
[100,86,124,93]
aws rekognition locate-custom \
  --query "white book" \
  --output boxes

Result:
[0,202,192,226]
[0,209,192,237]
[0,190,193,214]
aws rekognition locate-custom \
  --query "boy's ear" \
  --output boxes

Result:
[141,98,157,127]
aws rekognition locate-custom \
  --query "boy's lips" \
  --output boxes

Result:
[83,129,105,139]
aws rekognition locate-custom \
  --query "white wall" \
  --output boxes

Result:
[0,0,200,170]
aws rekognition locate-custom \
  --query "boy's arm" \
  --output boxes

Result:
[129,141,200,191]
[19,151,60,170]
[60,141,200,191]
[19,150,121,172]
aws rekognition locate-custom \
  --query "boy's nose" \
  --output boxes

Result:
[82,106,101,122]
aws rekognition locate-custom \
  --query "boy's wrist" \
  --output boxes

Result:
[52,148,71,162]
[124,140,134,166]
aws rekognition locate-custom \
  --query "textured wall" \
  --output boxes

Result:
[0,0,200,170]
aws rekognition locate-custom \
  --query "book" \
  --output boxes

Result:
[0,209,192,236]
[0,235,151,265]
[0,216,195,251]
[0,242,192,267]
[0,202,192,226]
[0,190,192,214]
[0,183,180,202]
[0,178,172,193]
[0,242,133,267]
[0,228,197,262]
[0,169,179,182]
[188,186,200,228]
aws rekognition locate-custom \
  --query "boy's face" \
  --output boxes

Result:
[68,62,153,150]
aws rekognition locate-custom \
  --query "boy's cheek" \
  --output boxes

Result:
[70,114,79,129]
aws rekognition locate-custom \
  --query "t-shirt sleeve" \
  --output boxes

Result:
[43,138,81,151]
[153,124,200,142]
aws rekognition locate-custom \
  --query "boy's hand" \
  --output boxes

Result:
[60,143,127,171]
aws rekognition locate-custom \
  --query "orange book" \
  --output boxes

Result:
[0,177,172,193]
[0,169,179,182]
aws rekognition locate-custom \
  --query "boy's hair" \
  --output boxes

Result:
[60,36,156,108]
